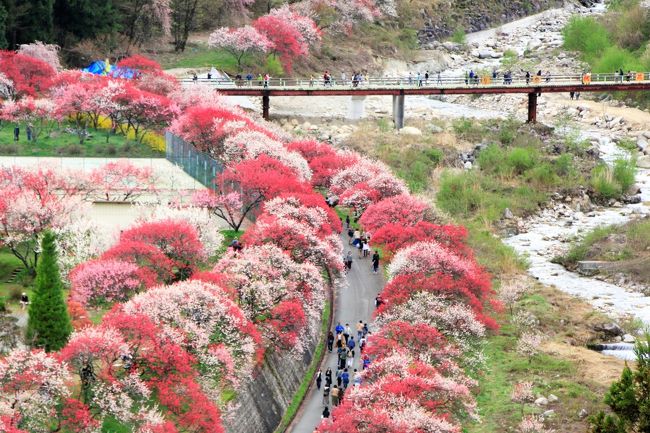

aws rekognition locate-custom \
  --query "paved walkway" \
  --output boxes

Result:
[288,235,385,433]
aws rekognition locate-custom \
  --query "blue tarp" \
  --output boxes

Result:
[82,60,136,79]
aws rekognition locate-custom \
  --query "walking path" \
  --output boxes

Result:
[288,234,385,433]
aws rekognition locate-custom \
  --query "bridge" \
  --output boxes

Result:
[181,73,650,128]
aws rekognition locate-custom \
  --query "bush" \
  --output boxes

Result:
[554,153,574,176]
[594,46,644,73]
[264,55,284,77]
[591,163,622,199]
[506,147,538,175]
[451,27,466,44]
[477,144,508,176]
[526,163,558,187]
[437,171,483,216]
[613,157,636,193]
[563,16,612,61]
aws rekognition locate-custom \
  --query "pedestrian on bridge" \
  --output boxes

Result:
[416,71,422,87]
[425,70,429,84]
[246,73,253,85]
[437,71,442,85]
[341,72,347,85]
[263,73,270,88]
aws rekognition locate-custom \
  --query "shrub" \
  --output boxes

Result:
[613,157,636,193]
[594,46,644,73]
[506,147,538,175]
[563,16,612,61]
[437,171,483,216]
[591,163,622,199]
[526,163,558,187]
[264,54,284,77]
[554,154,574,176]
[451,27,466,44]
[477,144,507,176]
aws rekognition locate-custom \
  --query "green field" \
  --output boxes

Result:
[0,124,163,158]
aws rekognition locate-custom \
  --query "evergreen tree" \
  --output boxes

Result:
[0,4,7,49]
[20,0,54,43]
[590,333,650,432]
[26,231,72,352]
[53,0,117,46]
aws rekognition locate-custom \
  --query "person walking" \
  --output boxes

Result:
[375,294,383,308]
[424,70,429,84]
[359,335,366,353]
[346,349,354,369]
[331,385,340,406]
[246,72,253,85]
[325,368,332,387]
[20,292,29,310]
[263,73,270,88]
[13,125,19,141]
[362,240,370,258]
[341,369,350,390]
[347,227,354,244]
[437,71,442,85]
[353,369,362,386]
[335,322,344,335]
[338,348,347,370]
[26,123,33,142]
[344,251,353,270]
[322,386,330,406]
[316,369,322,390]
[416,71,422,87]
[356,321,364,340]
[372,251,380,274]
[344,324,351,340]
[362,354,370,370]
[327,331,334,352]
[347,336,355,353]
[336,368,343,387]
[322,406,330,419]
[345,214,350,228]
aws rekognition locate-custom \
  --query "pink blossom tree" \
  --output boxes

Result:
[89,160,157,202]
[208,26,272,70]
[359,194,436,233]
[17,41,62,71]
[69,259,144,306]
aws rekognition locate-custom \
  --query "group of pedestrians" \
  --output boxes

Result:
[343,215,380,273]
[316,321,371,419]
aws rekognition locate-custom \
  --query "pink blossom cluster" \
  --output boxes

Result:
[69,259,143,306]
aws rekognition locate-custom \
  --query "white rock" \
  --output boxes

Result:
[547,394,559,403]
[638,155,650,169]
[399,126,422,136]
[535,397,549,406]
[623,334,636,343]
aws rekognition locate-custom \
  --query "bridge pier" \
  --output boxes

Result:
[527,92,537,123]
[262,93,270,120]
[392,94,405,129]
[349,96,366,120]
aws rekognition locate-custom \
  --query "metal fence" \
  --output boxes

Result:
[165,132,223,190]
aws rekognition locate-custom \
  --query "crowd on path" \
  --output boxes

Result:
[316,319,372,423]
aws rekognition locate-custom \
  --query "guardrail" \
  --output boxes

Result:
[180,72,650,89]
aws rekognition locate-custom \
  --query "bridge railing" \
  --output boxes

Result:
[180,72,650,89]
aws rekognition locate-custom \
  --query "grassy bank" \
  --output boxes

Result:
[555,217,650,286]
[468,281,620,432]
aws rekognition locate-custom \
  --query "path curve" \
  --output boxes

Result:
[287,233,385,433]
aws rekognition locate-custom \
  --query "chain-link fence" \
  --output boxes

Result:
[165,132,223,190]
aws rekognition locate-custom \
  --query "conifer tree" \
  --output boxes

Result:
[26,231,72,351]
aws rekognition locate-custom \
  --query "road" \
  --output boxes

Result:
[287,235,386,433]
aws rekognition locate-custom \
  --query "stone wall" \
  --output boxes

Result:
[225,314,321,433]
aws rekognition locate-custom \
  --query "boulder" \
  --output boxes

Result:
[503,208,514,219]
[623,334,636,343]
[593,322,625,336]
[535,397,549,406]
[637,155,650,169]
[547,394,559,403]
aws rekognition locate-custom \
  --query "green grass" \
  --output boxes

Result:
[274,300,331,433]
[213,229,246,260]
[0,123,162,157]
[160,45,246,71]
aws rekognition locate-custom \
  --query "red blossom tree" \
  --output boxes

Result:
[370,221,470,260]
[0,51,56,99]
[359,194,436,233]
[194,155,310,231]
[116,55,164,78]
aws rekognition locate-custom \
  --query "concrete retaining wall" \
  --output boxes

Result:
[225,315,320,433]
